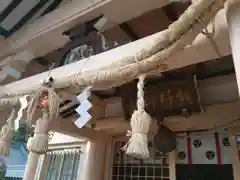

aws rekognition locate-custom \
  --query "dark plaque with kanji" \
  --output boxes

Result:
[120,76,202,120]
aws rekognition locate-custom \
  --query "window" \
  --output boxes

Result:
[41,150,81,180]
[112,141,170,180]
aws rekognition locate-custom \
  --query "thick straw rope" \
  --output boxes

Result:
[63,0,225,89]
[0,0,226,105]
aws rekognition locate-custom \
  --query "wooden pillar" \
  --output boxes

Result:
[34,155,45,180]
[226,4,240,179]
[225,0,240,95]
[226,3,240,179]
[23,152,40,180]
[229,136,240,180]
[80,136,110,180]
[169,151,176,180]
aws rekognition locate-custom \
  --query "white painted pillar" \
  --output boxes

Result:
[80,136,111,180]
[225,0,240,96]
[23,152,40,180]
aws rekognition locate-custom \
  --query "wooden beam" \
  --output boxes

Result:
[1,0,170,59]
[2,0,109,58]
[90,101,240,135]
[50,118,110,140]
[0,10,230,97]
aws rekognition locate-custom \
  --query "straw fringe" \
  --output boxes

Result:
[0,98,19,109]
[48,87,60,119]
[0,109,16,156]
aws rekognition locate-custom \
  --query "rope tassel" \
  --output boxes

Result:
[123,74,152,159]
[27,77,60,125]
[0,109,16,156]
[28,109,50,154]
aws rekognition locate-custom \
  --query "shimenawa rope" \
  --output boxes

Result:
[0,0,226,102]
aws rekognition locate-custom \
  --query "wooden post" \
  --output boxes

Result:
[226,0,240,95]
[225,3,240,178]
[35,155,47,180]
[229,136,240,180]
[226,3,240,179]
[23,152,41,180]
[80,136,110,180]
[103,139,114,180]
[169,151,176,180]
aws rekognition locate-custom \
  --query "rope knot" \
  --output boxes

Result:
[126,130,147,137]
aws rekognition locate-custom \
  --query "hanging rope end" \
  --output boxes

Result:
[123,109,151,159]
[27,133,49,154]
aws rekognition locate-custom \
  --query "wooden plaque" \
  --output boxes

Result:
[120,76,202,120]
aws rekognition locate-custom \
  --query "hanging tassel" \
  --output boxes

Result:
[27,108,50,154]
[27,77,60,125]
[0,109,16,156]
[123,74,152,159]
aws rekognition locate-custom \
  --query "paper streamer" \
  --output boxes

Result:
[15,95,28,131]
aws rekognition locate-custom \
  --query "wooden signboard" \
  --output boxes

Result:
[120,76,202,120]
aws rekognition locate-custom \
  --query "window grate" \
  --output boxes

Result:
[112,141,170,180]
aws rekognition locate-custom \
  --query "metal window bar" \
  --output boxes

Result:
[61,153,72,179]
[70,153,78,180]
[45,154,56,179]
[41,150,81,180]
[73,154,81,179]
[56,153,66,179]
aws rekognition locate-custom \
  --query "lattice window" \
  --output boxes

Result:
[41,150,81,180]
[112,141,170,180]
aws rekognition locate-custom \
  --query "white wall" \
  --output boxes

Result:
[175,131,232,164]
[49,132,84,145]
